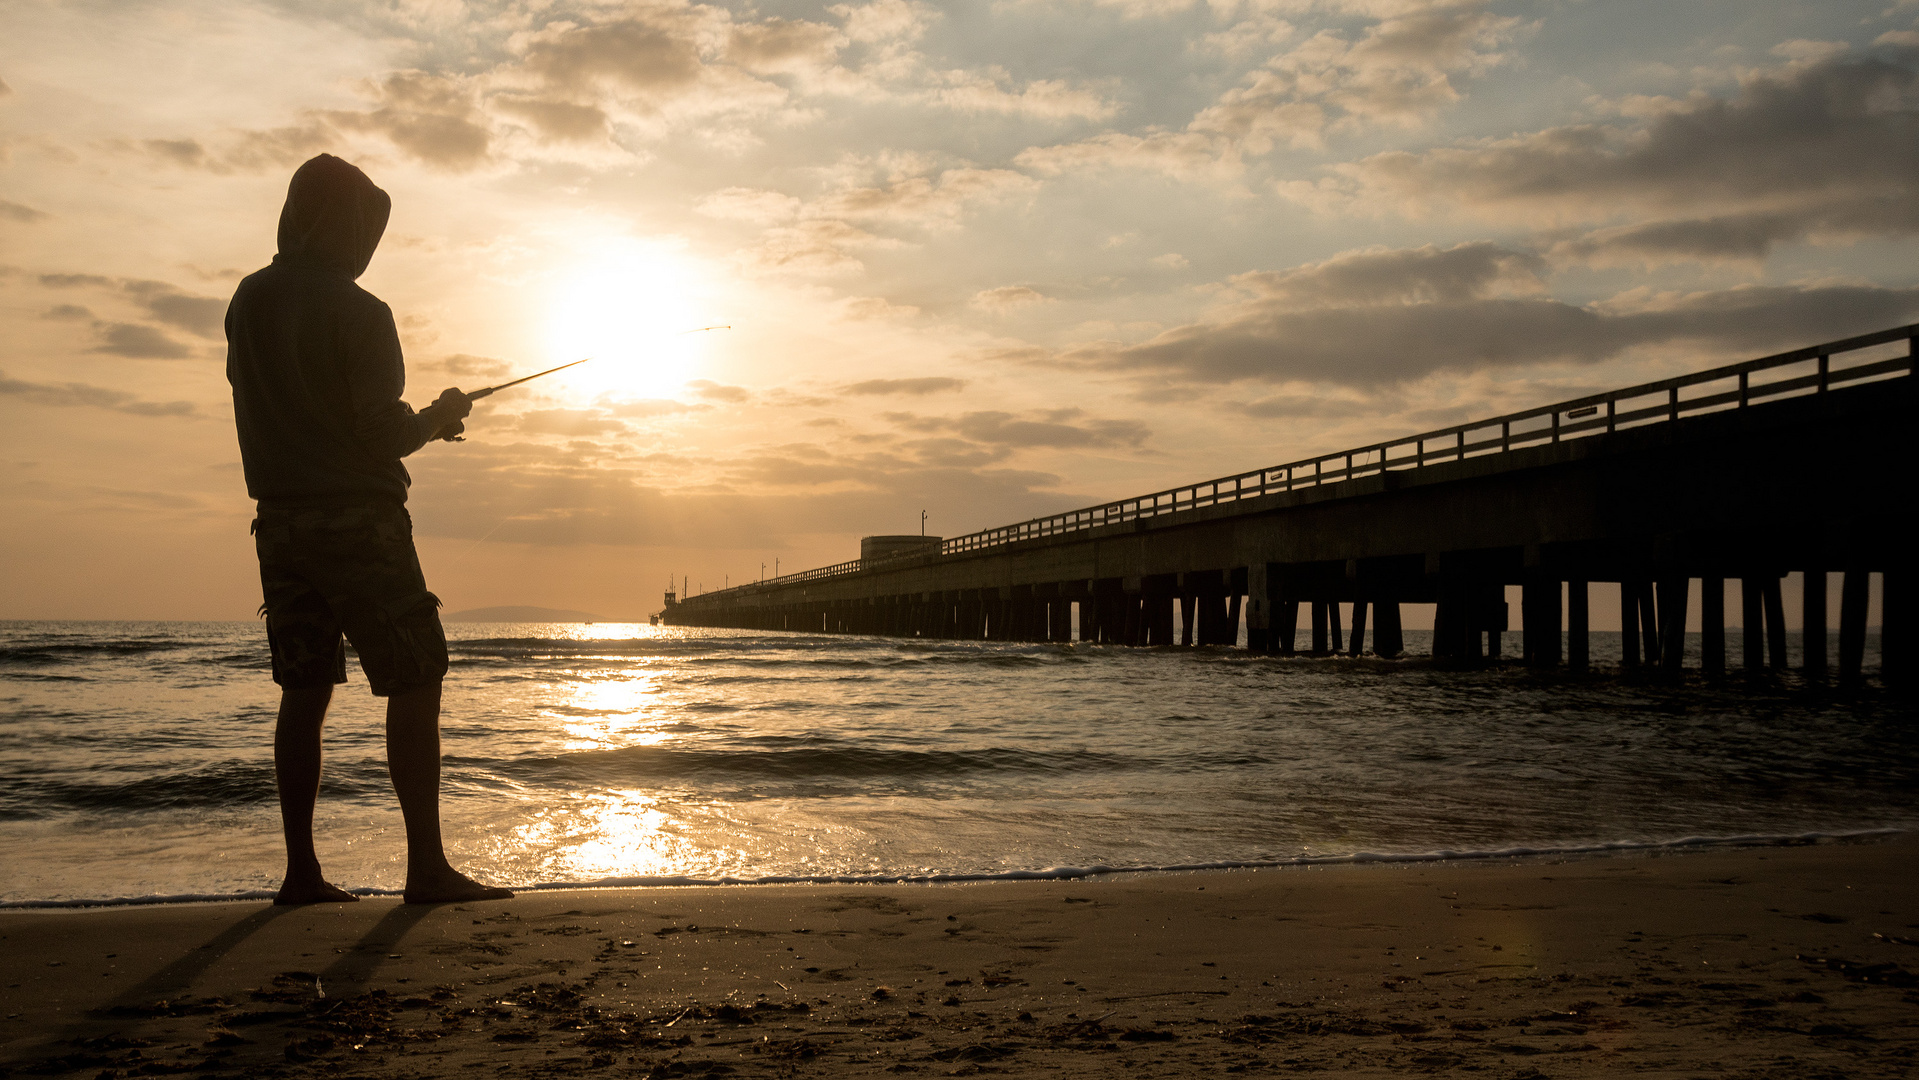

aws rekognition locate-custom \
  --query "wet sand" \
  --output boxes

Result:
[3,837,1916,1078]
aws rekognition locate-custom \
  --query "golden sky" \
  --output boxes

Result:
[3,0,1918,618]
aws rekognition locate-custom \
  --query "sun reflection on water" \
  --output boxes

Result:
[511,789,685,882]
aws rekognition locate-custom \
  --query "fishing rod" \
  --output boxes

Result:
[437,324,731,441]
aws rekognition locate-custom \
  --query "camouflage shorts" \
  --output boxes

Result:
[252,500,448,697]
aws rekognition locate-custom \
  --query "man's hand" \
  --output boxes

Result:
[435,387,473,420]
[425,387,472,442]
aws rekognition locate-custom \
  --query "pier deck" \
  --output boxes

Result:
[667,324,1915,681]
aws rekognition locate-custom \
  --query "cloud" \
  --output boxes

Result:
[1013,1,1518,178]
[90,322,198,359]
[739,218,901,276]
[836,295,921,320]
[1014,129,1236,180]
[516,17,708,100]
[1191,4,1522,152]
[437,354,513,377]
[816,167,1040,229]
[885,407,1150,448]
[1294,47,1919,262]
[41,304,91,320]
[513,408,631,437]
[123,283,225,338]
[1067,242,1919,385]
[696,187,803,223]
[971,284,1054,312]
[832,0,936,46]
[0,370,197,416]
[38,274,226,339]
[1234,393,1378,419]
[842,376,967,395]
[604,398,708,417]
[323,71,491,170]
[38,273,114,289]
[722,163,1039,276]
[1237,241,1549,307]
[687,379,751,402]
[490,96,610,144]
[926,69,1118,120]
[727,17,846,76]
[132,124,336,174]
[403,433,1082,550]
[1,199,48,223]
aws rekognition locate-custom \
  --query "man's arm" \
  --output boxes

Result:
[345,301,469,458]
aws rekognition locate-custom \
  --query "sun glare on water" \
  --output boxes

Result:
[543,241,717,402]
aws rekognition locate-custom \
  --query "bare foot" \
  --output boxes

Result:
[275,878,360,905]
[403,868,514,905]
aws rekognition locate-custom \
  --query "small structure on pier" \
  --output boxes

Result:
[861,535,942,563]
[670,324,1913,686]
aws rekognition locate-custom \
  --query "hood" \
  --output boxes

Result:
[274,154,391,280]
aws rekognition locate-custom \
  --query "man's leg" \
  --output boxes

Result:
[387,682,513,904]
[275,684,358,904]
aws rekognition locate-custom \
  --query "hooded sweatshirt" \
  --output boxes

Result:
[227,153,439,505]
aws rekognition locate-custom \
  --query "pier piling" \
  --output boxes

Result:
[1763,577,1787,671]
[1840,569,1870,683]
[1803,571,1827,675]
[1701,577,1725,676]
[1568,581,1589,672]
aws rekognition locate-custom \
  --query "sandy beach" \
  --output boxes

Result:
[3,837,1916,1078]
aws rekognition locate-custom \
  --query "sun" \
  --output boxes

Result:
[542,240,716,401]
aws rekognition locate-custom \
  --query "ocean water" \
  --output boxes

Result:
[0,620,1912,906]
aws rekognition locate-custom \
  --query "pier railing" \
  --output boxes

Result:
[693,323,1916,601]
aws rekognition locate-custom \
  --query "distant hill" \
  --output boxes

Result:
[442,605,609,623]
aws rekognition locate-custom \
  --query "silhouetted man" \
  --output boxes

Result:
[227,153,510,905]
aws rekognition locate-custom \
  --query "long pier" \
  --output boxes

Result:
[666,324,1914,682]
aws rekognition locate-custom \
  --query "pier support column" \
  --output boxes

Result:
[1658,577,1689,674]
[1700,577,1725,676]
[1803,571,1828,675]
[1763,576,1787,671]
[1434,577,1477,661]
[1194,592,1229,646]
[1621,583,1640,668]
[1226,592,1243,648]
[1887,571,1906,689]
[1276,600,1299,656]
[1740,578,1764,671]
[1348,598,1369,656]
[1178,595,1195,646]
[1148,588,1177,647]
[1246,565,1271,653]
[1635,581,1659,666]
[1568,581,1589,672]
[1310,600,1329,654]
[1840,569,1870,683]
[1328,600,1344,655]
[1481,587,1502,660]
[1372,600,1402,658]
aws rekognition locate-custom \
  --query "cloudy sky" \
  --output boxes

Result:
[3,0,1917,619]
